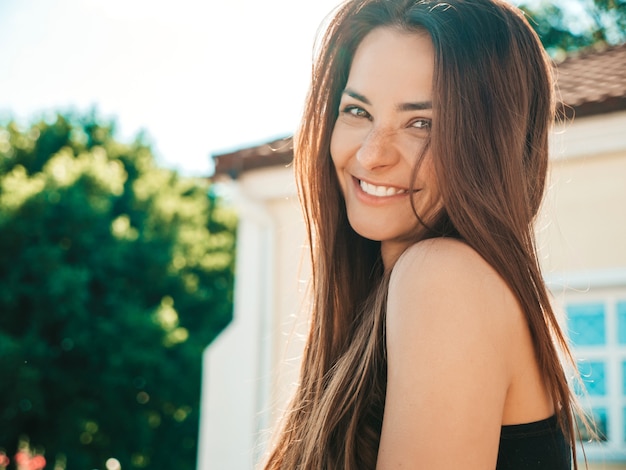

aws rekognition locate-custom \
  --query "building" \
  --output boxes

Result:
[198,43,626,469]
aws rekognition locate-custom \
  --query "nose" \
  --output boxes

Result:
[355,127,399,170]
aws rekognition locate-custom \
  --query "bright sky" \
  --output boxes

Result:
[0,0,343,176]
[1,0,563,177]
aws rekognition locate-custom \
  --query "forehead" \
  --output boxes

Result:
[346,27,434,101]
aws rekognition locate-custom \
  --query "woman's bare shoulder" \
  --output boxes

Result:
[391,237,492,284]
[386,237,521,362]
[379,238,519,467]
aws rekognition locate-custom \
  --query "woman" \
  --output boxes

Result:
[264,0,585,468]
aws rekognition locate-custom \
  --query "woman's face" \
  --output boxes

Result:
[330,27,441,267]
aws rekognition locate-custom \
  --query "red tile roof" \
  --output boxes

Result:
[213,136,293,179]
[214,43,626,177]
[555,42,626,118]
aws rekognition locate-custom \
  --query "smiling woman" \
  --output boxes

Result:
[262,1,587,469]
[330,28,439,266]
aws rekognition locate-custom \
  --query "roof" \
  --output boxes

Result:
[214,43,626,177]
[555,42,626,118]
[213,136,293,179]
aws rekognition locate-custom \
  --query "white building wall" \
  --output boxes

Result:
[543,110,626,465]
[540,110,626,276]
[198,166,308,470]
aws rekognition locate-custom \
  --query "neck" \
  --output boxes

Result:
[381,241,410,271]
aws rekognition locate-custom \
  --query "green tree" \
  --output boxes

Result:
[520,0,626,56]
[0,112,236,469]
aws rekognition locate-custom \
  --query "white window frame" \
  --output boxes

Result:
[547,268,626,462]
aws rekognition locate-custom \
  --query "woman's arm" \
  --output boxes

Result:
[377,238,520,469]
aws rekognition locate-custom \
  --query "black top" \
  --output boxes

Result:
[496,415,572,469]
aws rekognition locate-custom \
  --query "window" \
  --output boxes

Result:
[558,285,626,461]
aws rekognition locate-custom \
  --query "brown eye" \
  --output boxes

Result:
[410,119,431,130]
[342,105,371,119]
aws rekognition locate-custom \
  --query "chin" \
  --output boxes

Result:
[349,224,400,243]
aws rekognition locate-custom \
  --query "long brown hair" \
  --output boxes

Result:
[264,1,583,468]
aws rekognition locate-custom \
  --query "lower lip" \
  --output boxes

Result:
[352,177,411,204]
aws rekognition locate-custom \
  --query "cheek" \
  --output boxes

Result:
[416,153,436,184]
[415,156,442,200]
[329,126,348,194]
[329,122,359,171]
[329,125,342,168]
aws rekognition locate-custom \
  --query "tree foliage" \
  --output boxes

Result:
[520,0,626,56]
[0,112,236,469]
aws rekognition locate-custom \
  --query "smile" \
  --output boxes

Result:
[359,179,408,197]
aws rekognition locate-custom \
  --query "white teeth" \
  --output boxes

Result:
[360,180,407,197]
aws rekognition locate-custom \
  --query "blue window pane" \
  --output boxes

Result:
[567,303,606,346]
[622,360,626,395]
[592,407,607,441]
[576,407,607,441]
[578,361,607,396]
[618,301,626,344]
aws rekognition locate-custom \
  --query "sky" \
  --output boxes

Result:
[0,0,344,176]
[0,0,563,177]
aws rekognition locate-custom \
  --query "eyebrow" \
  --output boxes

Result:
[343,88,432,111]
